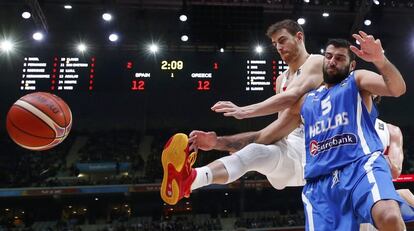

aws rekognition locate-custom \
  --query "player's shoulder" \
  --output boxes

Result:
[307,54,324,64]
[301,54,324,74]
[302,54,323,65]
[309,54,324,60]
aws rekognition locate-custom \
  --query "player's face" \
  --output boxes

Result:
[271,29,301,64]
[323,45,352,84]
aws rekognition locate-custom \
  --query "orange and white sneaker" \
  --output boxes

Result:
[160,133,197,205]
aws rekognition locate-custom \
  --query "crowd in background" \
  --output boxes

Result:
[0,126,413,188]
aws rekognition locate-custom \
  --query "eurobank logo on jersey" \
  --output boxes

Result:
[309,112,349,138]
[310,133,357,156]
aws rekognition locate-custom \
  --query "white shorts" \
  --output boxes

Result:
[265,133,306,189]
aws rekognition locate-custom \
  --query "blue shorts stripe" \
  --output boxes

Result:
[302,192,315,231]
[363,152,381,202]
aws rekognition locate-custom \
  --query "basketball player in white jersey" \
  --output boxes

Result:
[160,19,324,205]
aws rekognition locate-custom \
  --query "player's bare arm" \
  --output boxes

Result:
[208,72,285,120]
[189,96,303,153]
[189,130,260,153]
[211,55,324,119]
[386,123,404,179]
[188,117,294,153]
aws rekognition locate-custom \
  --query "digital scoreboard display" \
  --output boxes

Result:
[18,51,288,94]
[126,57,288,93]
[21,56,95,91]
[126,59,216,92]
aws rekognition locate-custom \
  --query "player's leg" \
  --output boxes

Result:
[206,143,283,185]
[207,135,304,190]
[351,152,405,231]
[371,200,404,230]
[360,189,414,231]
[161,134,283,205]
[301,176,347,231]
[160,133,198,205]
[360,122,407,231]
[191,143,284,192]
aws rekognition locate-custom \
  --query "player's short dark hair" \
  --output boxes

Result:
[325,39,356,61]
[266,19,305,39]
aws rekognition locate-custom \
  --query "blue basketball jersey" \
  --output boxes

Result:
[300,72,383,180]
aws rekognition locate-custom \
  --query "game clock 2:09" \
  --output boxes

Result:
[161,60,183,70]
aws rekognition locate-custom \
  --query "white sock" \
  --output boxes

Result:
[191,166,213,190]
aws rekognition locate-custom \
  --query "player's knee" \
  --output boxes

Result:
[242,143,275,158]
[372,200,404,230]
[237,143,281,174]
[377,212,404,230]
[240,143,277,163]
[382,212,401,224]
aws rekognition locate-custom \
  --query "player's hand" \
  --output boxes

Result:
[211,101,246,119]
[350,31,386,66]
[188,130,218,152]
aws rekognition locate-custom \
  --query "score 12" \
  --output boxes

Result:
[197,80,210,91]
[192,73,212,91]
[127,60,150,91]
[131,72,150,91]
[131,79,145,91]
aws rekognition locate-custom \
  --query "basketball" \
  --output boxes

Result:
[6,92,72,151]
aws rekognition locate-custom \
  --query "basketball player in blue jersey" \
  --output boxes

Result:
[272,35,406,230]
[190,37,412,230]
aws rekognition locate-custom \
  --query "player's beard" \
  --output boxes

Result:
[322,63,350,84]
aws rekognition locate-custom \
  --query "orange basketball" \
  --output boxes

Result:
[6,92,72,151]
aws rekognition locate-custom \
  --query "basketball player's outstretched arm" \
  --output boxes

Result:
[189,100,303,153]
[352,31,406,97]
[211,55,324,119]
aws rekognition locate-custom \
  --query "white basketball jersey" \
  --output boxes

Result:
[375,118,390,152]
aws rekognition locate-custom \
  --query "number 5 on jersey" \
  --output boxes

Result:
[321,95,331,116]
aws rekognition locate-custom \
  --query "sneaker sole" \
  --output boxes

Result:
[160,133,188,205]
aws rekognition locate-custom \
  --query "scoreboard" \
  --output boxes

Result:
[17,51,288,94]
[21,56,95,91]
